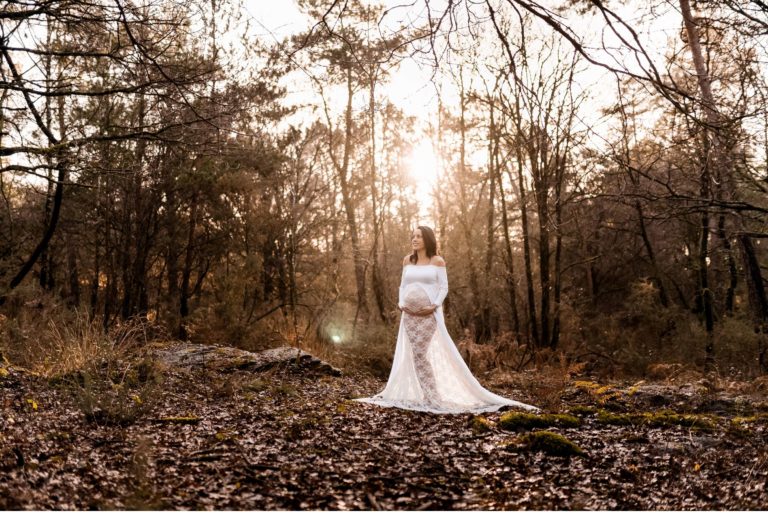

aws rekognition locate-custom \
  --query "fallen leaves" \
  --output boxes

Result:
[1,360,767,509]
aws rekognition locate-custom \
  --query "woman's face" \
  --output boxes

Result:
[411,229,425,251]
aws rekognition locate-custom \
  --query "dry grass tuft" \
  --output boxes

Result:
[0,298,167,426]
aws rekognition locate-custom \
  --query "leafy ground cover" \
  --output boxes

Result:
[1,353,767,510]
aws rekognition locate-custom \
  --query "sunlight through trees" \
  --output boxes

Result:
[2,0,768,377]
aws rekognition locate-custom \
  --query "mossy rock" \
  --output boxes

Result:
[154,343,342,376]
[156,416,200,424]
[726,421,753,440]
[594,409,716,431]
[596,410,635,426]
[642,410,716,431]
[469,415,495,433]
[243,379,269,392]
[499,412,581,431]
[569,405,599,417]
[732,412,768,424]
[517,430,585,457]
[273,383,298,396]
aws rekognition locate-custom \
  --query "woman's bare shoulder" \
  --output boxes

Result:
[430,255,446,267]
[402,254,411,266]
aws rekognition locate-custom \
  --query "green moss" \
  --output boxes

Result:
[230,357,253,369]
[157,416,200,424]
[569,405,599,417]
[470,415,495,433]
[594,409,716,431]
[499,412,581,431]
[273,383,298,396]
[517,430,585,457]
[215,430,237,442]
[572,381,623,404]
[596,410,635,425]
[726,420,752,439]
[732,413,768,424]
[47,431,73,442]
[285,415,326,441]
[641,411,716,431]
[243,379,269,392]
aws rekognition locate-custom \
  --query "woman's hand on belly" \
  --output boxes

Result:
[409,304,437,316]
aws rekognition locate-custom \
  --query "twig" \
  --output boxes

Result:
[366,492,381,511]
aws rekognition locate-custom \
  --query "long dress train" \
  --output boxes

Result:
[353,264,539,414]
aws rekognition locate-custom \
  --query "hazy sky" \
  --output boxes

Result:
[238,0,690,222]
[240,0,688,130]
[242,0,445,120]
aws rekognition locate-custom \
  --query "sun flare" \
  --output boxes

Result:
[408,140,441,217]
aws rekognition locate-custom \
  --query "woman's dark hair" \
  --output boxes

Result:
[410,225,438,264]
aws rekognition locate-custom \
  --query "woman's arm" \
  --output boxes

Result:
[398,267,407,310]
[398,255,410,312]
[414,257,447,316]
[433,264,448,307]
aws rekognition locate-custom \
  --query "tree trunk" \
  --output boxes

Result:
[531,130,551,349]
[0,43,67,305]
[456,73,482,341]
[552,157,564,350]
[679,0,722,372]
[3,158,67,302]
[336,66,368,325]
[635,202,670,307]
[497,142,520,337]
[696,139,715,371]
[716,213,738,314]
[179,193,199,340]
[479,100,498,343]
[738,235,768,373]
[66,236,80,307]
[368,76,387,323]
[513,142,539,347]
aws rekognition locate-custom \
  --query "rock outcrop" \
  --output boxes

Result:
[153,342,342,376]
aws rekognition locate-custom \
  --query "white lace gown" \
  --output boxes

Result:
[353,264,539,414]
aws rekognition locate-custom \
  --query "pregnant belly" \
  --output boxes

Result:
[403,284,432,311]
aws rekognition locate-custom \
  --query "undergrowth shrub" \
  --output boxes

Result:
[0,291,168,372]
[184,295,285,350]
[275,303,400,379]
[570,279,766,378]
[124,435,163,509]
[69,357,162,427]
[60,339,165,427]
[334,322,397,379]
[0,295,165,425]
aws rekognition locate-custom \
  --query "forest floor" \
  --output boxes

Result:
[1,343,768,510]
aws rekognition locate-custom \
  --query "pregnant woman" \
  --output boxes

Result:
[354,226,538,414]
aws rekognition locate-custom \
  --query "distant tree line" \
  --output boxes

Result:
[2,0,767,376]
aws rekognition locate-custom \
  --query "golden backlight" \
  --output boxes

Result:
[407,139,441,219]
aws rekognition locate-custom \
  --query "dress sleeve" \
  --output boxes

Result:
[398,266,407,309]
[434,266,448,307]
